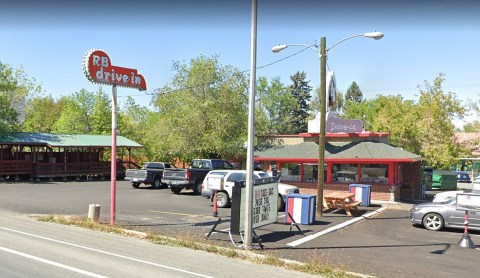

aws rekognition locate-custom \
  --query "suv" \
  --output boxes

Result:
[453,171,471,183]
[200,170,299,211]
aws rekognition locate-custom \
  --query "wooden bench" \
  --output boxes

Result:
[343,201,362,216]
[324,192,362,216]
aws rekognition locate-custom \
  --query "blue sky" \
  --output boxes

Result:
[1,0,480,126]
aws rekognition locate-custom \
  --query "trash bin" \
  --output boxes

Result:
[349,184,371,206]
[285,194,316,225]
[432,170,457,190]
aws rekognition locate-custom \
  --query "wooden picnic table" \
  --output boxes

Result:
[324,192,362,216]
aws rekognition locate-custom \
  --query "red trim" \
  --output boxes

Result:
[254,157,319,163]
[267,132,391,138]
[327,163,332,183]
[254,157,421,163]
[325,132,390,138]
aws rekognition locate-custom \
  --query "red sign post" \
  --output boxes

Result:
[83,49,146,225]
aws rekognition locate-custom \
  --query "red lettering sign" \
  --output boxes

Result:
[83,50,146,90]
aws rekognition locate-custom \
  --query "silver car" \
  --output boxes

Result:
[410,199,480,231]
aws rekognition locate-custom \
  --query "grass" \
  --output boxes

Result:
[36,215,371,278]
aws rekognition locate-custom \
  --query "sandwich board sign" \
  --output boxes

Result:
[230,177,278,234]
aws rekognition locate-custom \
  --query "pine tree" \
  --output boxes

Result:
[345,81,363,103]
[288,71,312,133]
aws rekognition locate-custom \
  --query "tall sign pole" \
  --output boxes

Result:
[111,84,117,224]
[244,0,258,248]
[83,49,146,225]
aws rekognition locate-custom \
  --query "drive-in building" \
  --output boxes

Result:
[254,112,424,202]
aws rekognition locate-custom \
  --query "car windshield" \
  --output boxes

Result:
[208,171,228,177]
[256,172,270,178]
[440,198,457,205]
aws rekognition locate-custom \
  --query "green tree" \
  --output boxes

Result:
[256,76,297,135]
[369,95,421,153]
[51,88,111,134]
[23,95,66,133]
[416,73,466,169]
[90,88,111,134]
[0,94,18,134]
[149,55,248,162]
[1,61,41,134]
[117,96,151,159]
[1,63,42,112]
[288,71,312,133]
[467,94,480,116]
[345,81,363,103]
[462,121,480,132]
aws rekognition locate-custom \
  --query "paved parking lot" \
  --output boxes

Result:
[0,179,479,277]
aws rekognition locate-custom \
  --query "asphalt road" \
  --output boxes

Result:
[1,179,479,278]
[0,209,317,278]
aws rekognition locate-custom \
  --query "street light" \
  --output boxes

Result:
[272,31,383,217]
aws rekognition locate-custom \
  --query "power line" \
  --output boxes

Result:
[128,46,315,98]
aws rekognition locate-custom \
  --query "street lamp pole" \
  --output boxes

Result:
[317,37,326,217]
[272,31,384,218]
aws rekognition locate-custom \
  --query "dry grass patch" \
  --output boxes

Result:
[35,215,369,278]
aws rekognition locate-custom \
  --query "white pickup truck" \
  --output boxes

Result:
[201,170,299,211]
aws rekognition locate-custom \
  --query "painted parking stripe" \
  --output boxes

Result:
[286,207,386,247]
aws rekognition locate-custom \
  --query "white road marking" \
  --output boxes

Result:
[0,245,108,278]
[0,226,214,278]
[286,207,386,247]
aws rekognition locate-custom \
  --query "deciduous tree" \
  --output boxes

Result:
[23,95,66,133]
[150,55,248,162]
[417,73,466,169]
[0,62,41,134]
[51,88,111,134]
[256,76,297,135]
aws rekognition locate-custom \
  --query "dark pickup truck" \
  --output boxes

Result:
[125,162,175,189]
[162,159,235,194]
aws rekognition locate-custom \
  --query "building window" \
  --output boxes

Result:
[303,164,318,182]
[333,163,358,183]
[360,164,388,184]
[280,163,301,181]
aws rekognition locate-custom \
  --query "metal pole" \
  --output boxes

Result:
[110,84,117,225]
[316,37,326,218]
[244,0,257,248]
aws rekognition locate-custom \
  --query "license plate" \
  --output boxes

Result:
[133,178,138,182]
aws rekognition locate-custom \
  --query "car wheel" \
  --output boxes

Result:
[171,187,182,194]
[277,194,285,212]
[132,182,140,188]
[216,192,230,208]
[152,177,161,189]
[193,180,202,195]
[423,213,444,231]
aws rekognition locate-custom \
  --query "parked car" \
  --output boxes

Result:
[200,170,299,211]
[432,190,465,203]
[410,198,480,231]
[162,159,235,194]
[125,162,175,189]
[453,171,471,183]
[433,189,480,203]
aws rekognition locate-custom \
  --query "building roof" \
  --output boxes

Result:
[0,132,142,148]
[254,141,422,163]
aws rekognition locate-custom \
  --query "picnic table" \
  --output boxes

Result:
[324,192,362,216]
